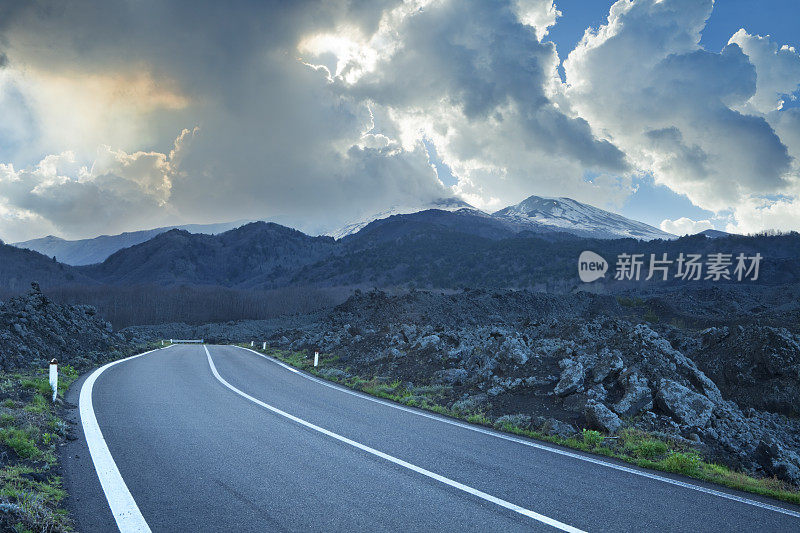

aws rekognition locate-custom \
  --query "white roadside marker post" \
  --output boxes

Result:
[250,341,254,347]
[314,351,319,367]
[49,359,58,403]
[161,340,164,346]
[262,342,267,350]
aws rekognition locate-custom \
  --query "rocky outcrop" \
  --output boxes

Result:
[655,379,714,428]
[585,400,622,434]
[554,362,584,397]
[612,372,652,416]
[533,416,577,438]
[690,325,800,416]
[434,368,469,386]
[0,283,127,370]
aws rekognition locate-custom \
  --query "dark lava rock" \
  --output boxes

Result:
[0,282,126,371]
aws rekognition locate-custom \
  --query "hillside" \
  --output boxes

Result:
[12,220,250,265]
[80,222,336,288]
[329,197,479,239]
[0,241,90,293]
[297,218,799,290]
[329,195,675,241]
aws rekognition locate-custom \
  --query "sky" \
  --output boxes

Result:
[0,0,799,242]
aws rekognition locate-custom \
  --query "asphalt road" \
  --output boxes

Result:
[60,344,800,532]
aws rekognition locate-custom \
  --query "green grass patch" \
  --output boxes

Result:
[19,378,51,397]
[619,428,671,460]
[631,439,669,459]
[0,428,41,460]
[362,379,406,400]
[643,308,660,323]
[0,341,166,533]
[57,365,79,394]
[0,465,70,532]
[582,429,603,447]
[466,412,491,426]
[660,451,703,476]
[23,394,49,415]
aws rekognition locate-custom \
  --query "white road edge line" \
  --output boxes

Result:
[80,346,175,533]
[206,346,584,533]
[234,345,800,519]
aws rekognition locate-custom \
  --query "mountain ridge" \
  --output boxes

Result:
[327,197,480,239]
[80,222,336,289]
[70,213,799,291]
[12,220,252,266]
[330,194,675,241]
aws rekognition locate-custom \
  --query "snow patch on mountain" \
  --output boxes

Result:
[492,196,675,240]
[328,198,479,239]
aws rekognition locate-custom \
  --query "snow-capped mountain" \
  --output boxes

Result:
[330,194,674,241]
[328,197,479,239]
[492,195,675,240]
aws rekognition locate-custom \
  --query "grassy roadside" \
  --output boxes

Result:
[0,341,167,533]
[239,343,800,507]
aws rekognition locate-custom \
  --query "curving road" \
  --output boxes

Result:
[59,344,800,532]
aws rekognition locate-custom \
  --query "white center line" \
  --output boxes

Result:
[205,345,585,532]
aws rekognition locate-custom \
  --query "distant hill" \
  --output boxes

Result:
[697,229,731,238]
[19,208,778,291]
[68,211,796,291]
[0,242,90,293]
[2,196,795,298]
[12,221,251,265]
[79,222,336,289]
[341,208,519,247]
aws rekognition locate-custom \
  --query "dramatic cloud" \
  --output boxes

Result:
[0,0,448,240]
[565,0,787,209]
[0,128,198,240]
[564,0,800,231]
[726,196,800,235]
[513,0,561,38]
[0,0,799,240]
[660,217,713,236]
[304,0,629,210]
[729,29,800,114]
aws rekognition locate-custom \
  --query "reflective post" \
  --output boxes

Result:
[49,359,58,403]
